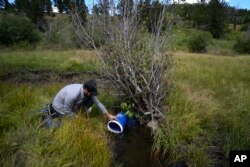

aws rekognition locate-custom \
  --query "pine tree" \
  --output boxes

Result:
[44,0,53,14]
[75,0,88,23]
[15,0,53,26]
[2,0,10,10]
[54,0,88,19]
[149,0,164,34]
[138,0,151,32]
[207,0,228,38]
[54,0,64,13]
[191,3,207,28]
[139,0,165,34]
[0,0,5,9]
[99,0,109,16]
[93,4,101,15]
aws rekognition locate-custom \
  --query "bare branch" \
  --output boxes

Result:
[72,0,175,126]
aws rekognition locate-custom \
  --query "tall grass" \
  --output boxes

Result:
[170,27,243,55]
[154,53,250,166]
[207,39,236,55]
[0,82,112,166]
[0,50,99,73]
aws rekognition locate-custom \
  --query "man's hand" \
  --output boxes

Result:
[105,112,116,120]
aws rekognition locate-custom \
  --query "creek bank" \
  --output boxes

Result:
[0,69,100,84]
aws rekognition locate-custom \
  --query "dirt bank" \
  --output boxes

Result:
[0,69,102,84]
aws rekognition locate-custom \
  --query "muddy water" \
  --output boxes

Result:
[111,124,157,167]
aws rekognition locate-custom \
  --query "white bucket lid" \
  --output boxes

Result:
[107,120,124,134]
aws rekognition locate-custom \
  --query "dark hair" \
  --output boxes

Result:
[84,80,99,96]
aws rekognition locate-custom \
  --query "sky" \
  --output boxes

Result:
[7,0,250,10]
[185,0,250,9]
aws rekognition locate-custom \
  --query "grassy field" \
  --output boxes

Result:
[170,27,243,56]
[0,50,99,74]
[0,50,115,167]
[1,50,250,166]
[154,52,250,166]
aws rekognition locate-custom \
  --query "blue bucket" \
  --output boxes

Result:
[107,112,127,134]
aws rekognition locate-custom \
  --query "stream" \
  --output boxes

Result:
[110,119,188,167]
[111,120,157,167]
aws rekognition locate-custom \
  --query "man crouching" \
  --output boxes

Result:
[48,80,116,120]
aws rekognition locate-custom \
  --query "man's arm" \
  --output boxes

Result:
[92,96,107,113]
[92,96,116,120]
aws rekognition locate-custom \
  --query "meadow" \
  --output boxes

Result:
[0,50,250,166]
[0,50,115,166]
[154,52,250,166]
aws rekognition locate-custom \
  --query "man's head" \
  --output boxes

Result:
[83,80,99,97]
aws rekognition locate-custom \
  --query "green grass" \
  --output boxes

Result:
[0,50,115,166]
[0,82,113,167]
[0,50,100,74]
[2,49,250,166]
[170,27,244,55]
[154,53,250,166]
[170,28,192,52]
[207,39,236,55]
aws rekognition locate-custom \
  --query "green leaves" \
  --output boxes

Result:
[121,102,136,118]
[0,15,40,46]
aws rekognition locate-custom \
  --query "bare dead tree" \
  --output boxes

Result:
[71,0,176,126]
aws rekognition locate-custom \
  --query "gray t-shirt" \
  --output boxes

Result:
[52,84,107,115]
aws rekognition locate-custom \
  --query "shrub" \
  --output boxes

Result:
[234,36,250,54]
[43,15,75,50]
[239,24,250,32]
[188,32,212,53]
[0,15,40,46]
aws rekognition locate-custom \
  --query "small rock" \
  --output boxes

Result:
[147,120,158,131]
